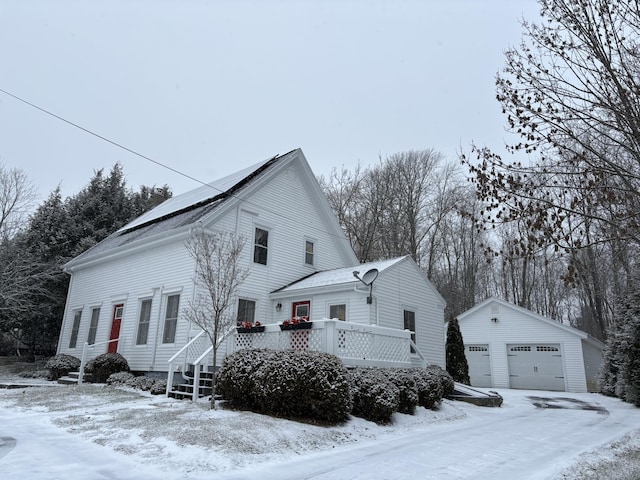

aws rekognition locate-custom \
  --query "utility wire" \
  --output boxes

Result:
[0,87,209,189]
[0,87,352,244]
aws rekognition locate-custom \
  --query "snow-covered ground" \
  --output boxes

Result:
[1,377,639,480]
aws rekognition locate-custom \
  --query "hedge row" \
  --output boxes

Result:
[348,365,454,423]
[218,348,455,424]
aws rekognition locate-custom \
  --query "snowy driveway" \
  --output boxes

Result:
[0,385,639,480]
[219,391,638,480]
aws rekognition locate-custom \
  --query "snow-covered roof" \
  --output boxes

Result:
[273,257,405,293]
[118,155,277,233]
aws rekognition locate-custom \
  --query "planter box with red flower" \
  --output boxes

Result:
[236,321,265,333]
[279,317,313,331]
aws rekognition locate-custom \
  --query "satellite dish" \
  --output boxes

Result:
[361,268,379,286]
[354,268,379,304]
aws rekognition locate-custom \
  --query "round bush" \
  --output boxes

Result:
[383,369,419,414]
[44,354,81,380]
[426,364,455,397]
[348,368,400,424]
[85,353,129,383]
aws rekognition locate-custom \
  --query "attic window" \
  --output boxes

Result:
[253,228,269,265]
[305,240,314,265]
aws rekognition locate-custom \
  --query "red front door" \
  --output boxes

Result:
[292,301,310,320]
[108,304,124,353]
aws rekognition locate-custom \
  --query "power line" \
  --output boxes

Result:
[0,87,353,245]
[0,87,209,189]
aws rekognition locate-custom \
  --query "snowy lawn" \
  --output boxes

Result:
[1,376,639,480]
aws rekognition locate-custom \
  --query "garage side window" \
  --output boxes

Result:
[404,309,416,353]
[162,294,180,344]
[69,310,82,349]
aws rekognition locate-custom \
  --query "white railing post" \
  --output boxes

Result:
[78,342,88,384]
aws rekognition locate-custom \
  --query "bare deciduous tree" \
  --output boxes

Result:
[184,227,249,409]
[0,162,37,241]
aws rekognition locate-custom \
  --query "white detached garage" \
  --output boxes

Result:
[457,297,604,393]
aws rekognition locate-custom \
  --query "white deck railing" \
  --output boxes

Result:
[232,319,421,368]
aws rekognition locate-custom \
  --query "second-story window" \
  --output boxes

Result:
[305,240,314,265]
[254,227,269,265]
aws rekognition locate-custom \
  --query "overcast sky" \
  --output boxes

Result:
[0,0,540,204]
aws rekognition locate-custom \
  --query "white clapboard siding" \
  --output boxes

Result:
[58,240,196,372]
[374,259,446,368]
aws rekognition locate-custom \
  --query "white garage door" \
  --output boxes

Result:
[465,344,492,388]
[507,344,565,391]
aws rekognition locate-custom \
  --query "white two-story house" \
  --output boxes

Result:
[56,149,446,380]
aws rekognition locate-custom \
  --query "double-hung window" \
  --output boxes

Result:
[162,294,180,343]
[87,307,100,345]
[69,310,82,349]
[329,304,346,321]
[237,298,256,326]
[305,240,314,265]
[253,228,269,265]
[136,299,152,345]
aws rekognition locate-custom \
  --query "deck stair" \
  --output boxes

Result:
[167,369,213,400]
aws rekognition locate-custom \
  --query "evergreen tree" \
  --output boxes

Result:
[445,317,470,385]
[1,165,173,359]
[601,284,640,406]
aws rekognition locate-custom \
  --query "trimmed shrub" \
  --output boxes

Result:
[44,354,81,380]
[150,379,167,395]
[218,348,269,409]
[427,364,455,397]
[85,353,129,383]
[125,376,156,391]
[383,369,419,414]
[106,371,135,385]
[348,368,400,424]
[218,348,351,424]
[413,367,445,409]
